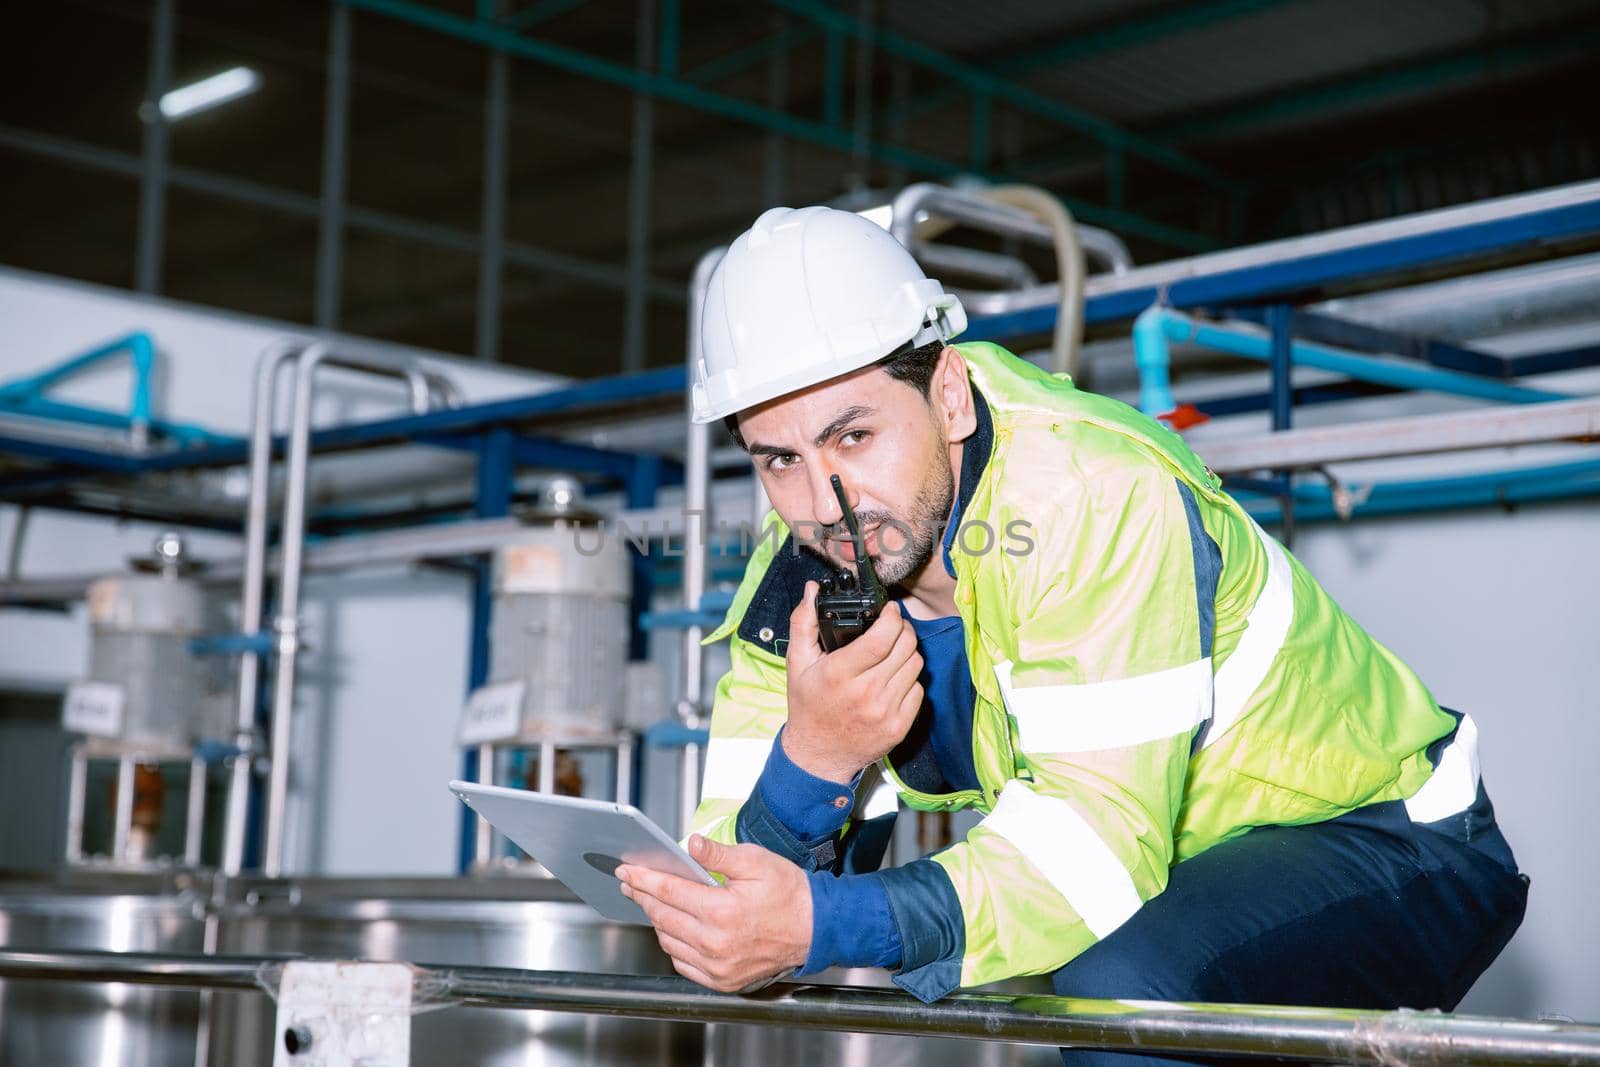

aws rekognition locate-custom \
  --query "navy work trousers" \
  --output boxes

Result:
[1050,794,1529,1067]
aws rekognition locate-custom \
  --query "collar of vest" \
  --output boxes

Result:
[734,386,995,656]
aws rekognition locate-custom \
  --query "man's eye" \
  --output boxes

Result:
[841,430,870,447]
[765,454,797,471]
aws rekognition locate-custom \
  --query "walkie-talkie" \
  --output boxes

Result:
[816,474,888,652]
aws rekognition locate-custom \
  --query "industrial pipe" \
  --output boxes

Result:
[911,240,1038,289]
[1131,306,1573,418]
[884,183,1123,382]
[982,184,1086,380]
[2,949,1598,1066]
[223,338,305,877]
[228,339,457,877]
[677,246,723,836]
[263,347,456,876]
[887,182,1134,275]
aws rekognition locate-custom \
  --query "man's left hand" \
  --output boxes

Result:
[617,834,812,993]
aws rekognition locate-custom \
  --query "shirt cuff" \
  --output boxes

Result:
[757,727,859,841]
[878,859,966,1002]
[800,870,901,974]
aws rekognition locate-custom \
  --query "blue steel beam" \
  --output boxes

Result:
[1197,380,1398,417]
[878,0,1296,133]
[966,192,1600,338]
[338,0,1220,251]
[1156,309,1571,406]
[0,369,690,500]
[1237,456,1600,526]
[627,454,663,660]
[504,0,590,30]
[682,26,819,85]
[461,427,515,873]
[1224,308,1514,379]
[768,0,1233,189]
[1267,305,1293,431]
[1507,344,1600,378]
[1151,21,1600,145]
[658,0,680,78]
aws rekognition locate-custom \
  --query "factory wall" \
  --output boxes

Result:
[1291,505,1597,1020]
[1,267,1595,1019]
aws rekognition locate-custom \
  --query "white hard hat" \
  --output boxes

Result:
[691,206,967,424]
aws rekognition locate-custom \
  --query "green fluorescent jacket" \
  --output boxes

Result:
[689,342,1474,997]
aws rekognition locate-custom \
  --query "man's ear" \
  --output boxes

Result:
[935,346,977,443]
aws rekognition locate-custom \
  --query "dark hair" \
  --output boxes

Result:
[724,339,947,448]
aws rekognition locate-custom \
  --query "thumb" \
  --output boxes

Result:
[787,581,822,667]
[689,833,755,878]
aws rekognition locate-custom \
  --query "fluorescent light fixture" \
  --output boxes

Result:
[158,66,261,120]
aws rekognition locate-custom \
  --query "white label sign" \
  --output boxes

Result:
[62,682,126,737]
[459,680,525,745]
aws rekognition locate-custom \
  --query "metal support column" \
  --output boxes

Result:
[1267,303,1296,546]
[477,11,510,362]
[474,741,495,863]
[459,427,514,873]
[64,746,87,862]
[763,11,789,206]
[886,58,909,188]
[537,742,556,794]
[112,755,136,863]
[315,3,353,330]
[823,25,845,127]
[851,0,876,177]
[1107,147,1126,211]
[657,0,679,77]
[183,755,207,867]
[969,91,992,172]
[135,0,176,294]
[626,454,662,662]
[622,0,657,373]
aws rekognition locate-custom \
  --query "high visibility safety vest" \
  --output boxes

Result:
[689,341,1477,991]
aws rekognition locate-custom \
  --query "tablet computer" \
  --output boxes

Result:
[448,780,717,924]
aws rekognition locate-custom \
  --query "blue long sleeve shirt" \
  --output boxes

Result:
[745,606,978,975]
[730,392,1001,994]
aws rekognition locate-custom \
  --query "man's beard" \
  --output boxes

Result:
[823,458,955,588]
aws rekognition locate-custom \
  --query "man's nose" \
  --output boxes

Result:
[809,465,848,529]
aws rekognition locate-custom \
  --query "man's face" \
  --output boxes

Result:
[735,353,968,587]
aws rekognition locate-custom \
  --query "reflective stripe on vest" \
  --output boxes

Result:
[982,780,1144,939]
[1404,713,1481,823]
[996,658,1212,754]
[700,736,773,800]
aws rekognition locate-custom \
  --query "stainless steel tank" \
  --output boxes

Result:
[710,967,1063,1067]
[0,871,1057,1066]
[0,870,209,1066]
[208,876,702,1067]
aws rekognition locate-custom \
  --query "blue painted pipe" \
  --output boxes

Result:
[189,632,276,657]
[1151,309,1570,406]
[0,333,230,446]
[0,333,156,437]
[645,720,712,748]
[1234,456,1600,525]
[1131,306,1178,416]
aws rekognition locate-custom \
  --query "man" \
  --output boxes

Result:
[615,206,1528,1066]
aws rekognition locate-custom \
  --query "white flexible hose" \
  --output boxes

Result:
[981,185,1086,383]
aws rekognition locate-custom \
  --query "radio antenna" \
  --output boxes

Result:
[830,474,883,601]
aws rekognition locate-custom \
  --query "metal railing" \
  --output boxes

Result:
[2,948,1597,1065]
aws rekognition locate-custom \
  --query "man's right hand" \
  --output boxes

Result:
[781,580,924,784]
